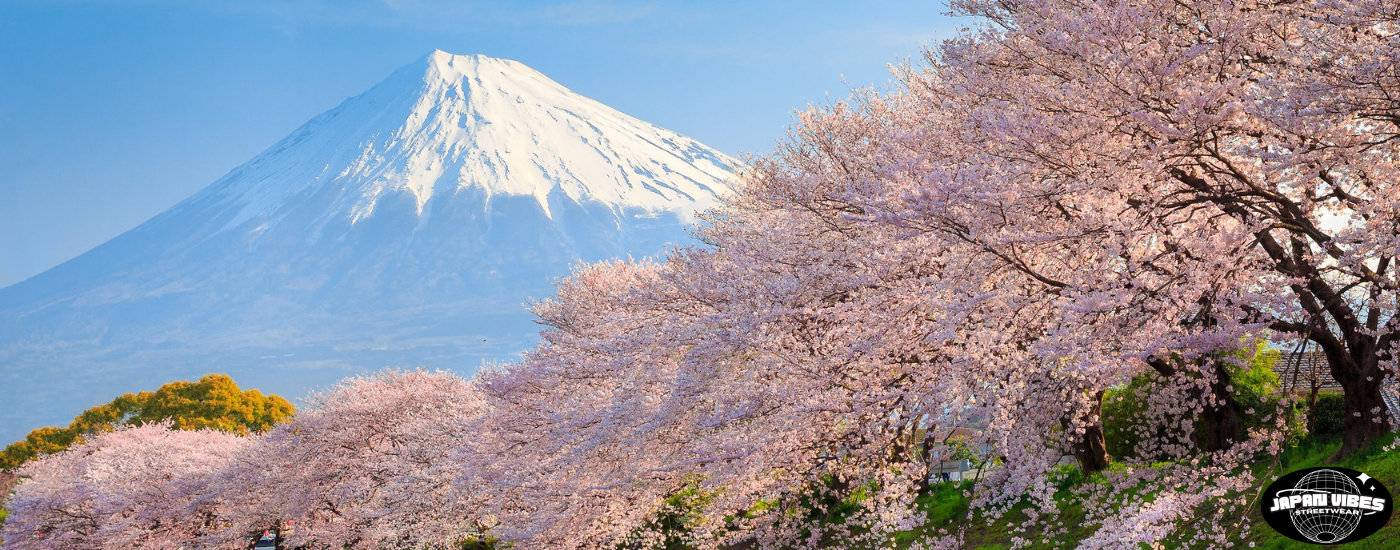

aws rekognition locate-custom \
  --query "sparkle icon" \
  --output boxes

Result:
[1357,473,1373,486]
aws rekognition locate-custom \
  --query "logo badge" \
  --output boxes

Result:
[1261,467,1392,544]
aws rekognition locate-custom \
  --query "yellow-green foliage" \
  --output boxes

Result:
[0,374,293,470]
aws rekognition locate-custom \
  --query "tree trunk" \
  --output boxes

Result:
[1321,345,1392,458]
[1066,390,1109,475]
[1073,421,1110,475]
[1336,358,1390,458]
[1199,359,1242,453]
[1340,383,1389,457]
[915,433,934,497]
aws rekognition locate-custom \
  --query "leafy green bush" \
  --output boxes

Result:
[1225,343,1285,430]
[1309,391,1346,438]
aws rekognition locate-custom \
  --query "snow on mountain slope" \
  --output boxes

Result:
[0,51,739,442]
[210,51,730,233]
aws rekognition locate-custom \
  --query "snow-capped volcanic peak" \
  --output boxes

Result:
[214,50,735,231]
[0,51,740,444]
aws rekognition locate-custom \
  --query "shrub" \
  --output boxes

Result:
[1309,391,1346,439]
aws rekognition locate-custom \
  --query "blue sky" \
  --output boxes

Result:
[0,0,961,287]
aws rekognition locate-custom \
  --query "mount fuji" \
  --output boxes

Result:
[0,51,739,441]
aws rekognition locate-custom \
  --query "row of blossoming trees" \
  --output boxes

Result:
[5,0,1400,548]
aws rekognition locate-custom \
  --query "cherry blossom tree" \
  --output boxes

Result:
[938,0,1400,456]
[213,370,485,550]
[1,424,247,550]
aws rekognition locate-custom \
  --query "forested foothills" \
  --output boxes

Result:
[5,0,1400,548]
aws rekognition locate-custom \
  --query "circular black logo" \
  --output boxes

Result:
[1261,467,1392,544]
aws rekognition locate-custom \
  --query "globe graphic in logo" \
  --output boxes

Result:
[1288,469,1362,543]
[1262,466,1392,545]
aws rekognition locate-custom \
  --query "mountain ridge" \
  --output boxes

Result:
[0,51,738,441]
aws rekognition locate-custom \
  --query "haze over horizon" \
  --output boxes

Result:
[0,0,962,288]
